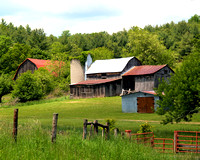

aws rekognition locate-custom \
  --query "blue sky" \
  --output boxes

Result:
[1,0,200,36]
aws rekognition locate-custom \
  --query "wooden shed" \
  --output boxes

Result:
[121,91,160,113]
[70,78,122,99]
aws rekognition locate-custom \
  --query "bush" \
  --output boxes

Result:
[0,74,12,103]
[12,71,43,102]
[105,119,116,131]
[137,122,153,134]
[34,68,55,95]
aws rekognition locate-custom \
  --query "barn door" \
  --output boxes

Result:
[137,97,154,113]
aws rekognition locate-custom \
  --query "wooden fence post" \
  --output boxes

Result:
[114,128,118,137]
[105,122,109,139]
[94,120,98,135]
[13,109,18,142]
[89,123,93,139]
[121,132,125,139]
[102,127,105,138]
[51,113,58,143]
[83,119,88,139]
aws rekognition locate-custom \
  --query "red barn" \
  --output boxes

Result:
[13,58,63,80]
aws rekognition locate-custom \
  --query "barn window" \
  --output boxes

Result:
[101,73,107,79]
[164,70,168,74]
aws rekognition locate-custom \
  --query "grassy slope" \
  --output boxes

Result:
[1,96,200,137]
[1,96,200,159]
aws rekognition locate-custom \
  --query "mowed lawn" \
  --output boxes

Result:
[1,96,200,138]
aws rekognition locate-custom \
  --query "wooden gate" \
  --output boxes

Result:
[137,97,154,113]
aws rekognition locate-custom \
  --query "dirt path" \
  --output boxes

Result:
[117,119,200,124]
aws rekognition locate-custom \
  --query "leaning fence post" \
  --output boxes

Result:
[13,109,18,142]
[83,119,88,139]
[51,113,58,143]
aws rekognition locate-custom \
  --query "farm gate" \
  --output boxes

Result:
[126,130,200,153]
[128,131,174,153]
[174,131,200,153]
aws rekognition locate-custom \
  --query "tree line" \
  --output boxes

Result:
[0,15,199,116]
[0,15,200,75]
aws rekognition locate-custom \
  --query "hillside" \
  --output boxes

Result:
[1,96,200,159]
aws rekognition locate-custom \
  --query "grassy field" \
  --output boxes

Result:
[0,96,200,159]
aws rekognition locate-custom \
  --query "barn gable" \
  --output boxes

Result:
[13,58,55,80]
[86,57,141,80]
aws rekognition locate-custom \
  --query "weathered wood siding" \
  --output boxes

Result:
[154,66,173,88]
[87,72,121,80]
[14,60,37,80]
[134,75,154,91]
[70,80,122,99]
[121,57,142,74]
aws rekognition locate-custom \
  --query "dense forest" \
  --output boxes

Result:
[0,14,200,101]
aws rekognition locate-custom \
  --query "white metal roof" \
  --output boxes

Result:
[86,57,134,74]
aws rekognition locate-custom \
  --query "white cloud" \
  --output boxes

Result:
[1,0,200,36]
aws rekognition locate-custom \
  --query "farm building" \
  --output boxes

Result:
[122,64,174,91]
[121,91,159,113]
[121,65,174,113]
[70,56,142,99]
[13,58,63,80]
[85,56,141,80]
[70,78,122,98]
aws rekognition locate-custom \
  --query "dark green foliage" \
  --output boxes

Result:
[0,43,31,75]
[12,71,43,102]
[188,14,200,23]
[144,18,200,61]
[34,68,55,95]
[156,52,200,124]
[124,27,175,66]
[0,74,12,103]
[0,15,200,101]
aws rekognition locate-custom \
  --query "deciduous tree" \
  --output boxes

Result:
[156,52,200,124]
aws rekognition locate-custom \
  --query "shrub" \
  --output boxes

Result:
[105,119,116,131]
[34,68,55,95]
[12,71,43,102]
[137,122,153,134]
[0,74,12,103]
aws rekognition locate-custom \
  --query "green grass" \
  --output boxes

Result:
[0,96,200,159]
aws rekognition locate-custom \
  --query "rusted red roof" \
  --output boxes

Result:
[27,58,52,68]
[72,78,121,85]
[123,65,167,76]
[13,58,64,80]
